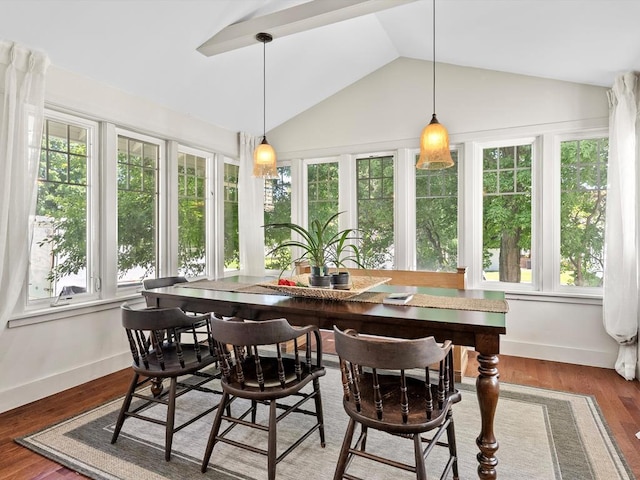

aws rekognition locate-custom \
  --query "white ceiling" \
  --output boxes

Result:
[2,0,639,135]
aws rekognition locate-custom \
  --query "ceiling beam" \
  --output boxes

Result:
[197,0,418,57]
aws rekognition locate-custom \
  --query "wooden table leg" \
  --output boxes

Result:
[475,353,499,479]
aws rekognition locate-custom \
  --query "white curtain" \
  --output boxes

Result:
[603,72,640,380]
[238,132,266,276]
[0,41,49,333]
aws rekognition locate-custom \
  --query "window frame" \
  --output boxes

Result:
[172,144,214,280]
[549,129,609,297]
[25,109,100,311]
[470,136,539,293]
[113,128,166,291]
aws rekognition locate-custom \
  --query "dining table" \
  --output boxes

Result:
[141,275,507,480]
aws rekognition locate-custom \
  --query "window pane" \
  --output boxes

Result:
[416,150,458,271]
[178,152,207,277]
[29,119,90,301]
[560,138,607,287]
[117,135,158,285]
[357,156,394,268]
[264,166,292,271]
[307,162,339,233]
[482,144,532,284]
[224,163,240,271]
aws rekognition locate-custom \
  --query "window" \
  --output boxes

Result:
[357,155,394,268]
[177,150,208,277]
[223,162,239,271]
[264,166,292,271]
[307,161,339,230]
[482,143,532,284]
[559,137,608,287]
[29,115,96,302]
[415,150,458,271]
[117,134,160,285]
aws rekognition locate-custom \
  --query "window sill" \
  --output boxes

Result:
[8,293,145,328]
[504,290,602,306]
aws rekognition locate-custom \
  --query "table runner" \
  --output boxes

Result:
[176,279,509,314]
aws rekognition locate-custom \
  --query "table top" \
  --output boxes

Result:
[142,275,506,352]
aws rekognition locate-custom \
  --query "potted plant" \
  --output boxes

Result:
[327,227,363,289]
[264,211,362,289]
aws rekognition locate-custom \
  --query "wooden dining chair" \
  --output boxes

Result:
[142,275,189,291]
[332,326,461,480]
[201,317,326,480]
[111,302,224,461]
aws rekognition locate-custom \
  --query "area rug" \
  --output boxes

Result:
[16,361,634,480]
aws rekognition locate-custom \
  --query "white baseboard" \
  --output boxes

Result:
[500,339,617,369]
[0,352,130,414]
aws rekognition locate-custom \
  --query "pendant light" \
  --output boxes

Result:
[417,0,454,170]
[253,32,278,178]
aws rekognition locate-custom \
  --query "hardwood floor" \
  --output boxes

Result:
[1,347,639,479]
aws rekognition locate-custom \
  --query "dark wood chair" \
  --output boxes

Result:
[201,317,326,480]
[332,326,461,480]
[142,275,189,291]
[111,302,224,461]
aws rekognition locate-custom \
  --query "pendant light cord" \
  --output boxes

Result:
[262,38,266,138]
[432,0,436,116]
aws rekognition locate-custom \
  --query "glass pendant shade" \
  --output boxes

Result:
[417,114,454,170]
[253,136,277,178]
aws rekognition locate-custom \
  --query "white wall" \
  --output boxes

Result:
[269,57,608,157]
[46,65,239,158]
[0,66,239,414]
[269,57,619,369]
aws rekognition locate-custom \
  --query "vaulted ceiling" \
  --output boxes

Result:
[2,0,639,135]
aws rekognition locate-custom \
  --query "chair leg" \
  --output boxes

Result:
[251,399,257,423]
[333,418,357,480]
[201,392,229,473]
[165,377,178,461]
[414,434,427,480]
[446,411,459,480]
[111,373,139,444]
[360,425,368,451]
[267,399,278,480]
[312,377,326,447]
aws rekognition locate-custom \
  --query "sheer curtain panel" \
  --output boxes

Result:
[0,41,49,332]
[603,72,640,381]
[238,132,266,276]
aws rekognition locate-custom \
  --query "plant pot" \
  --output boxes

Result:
[309,269,331,289]
[330,272,351,290]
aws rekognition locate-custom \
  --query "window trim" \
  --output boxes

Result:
[173,143,215,280]
[113,128,166,292]
[550,128,609,296]
[24,109,100,313]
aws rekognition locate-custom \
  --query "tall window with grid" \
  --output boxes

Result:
[223,163,240,271]
[29,117,92,301]
[307,162,339,234]
[482,143,532,284]
[264,166,292,271]
[560,137,608,287]
[415,150,458,271]
[357,155,394,268]
[117,135,159,285]
[177,152,207,276]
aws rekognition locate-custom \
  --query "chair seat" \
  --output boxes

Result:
[223,356,326,400]
[343,372,461,435]
[131,343,217,378]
